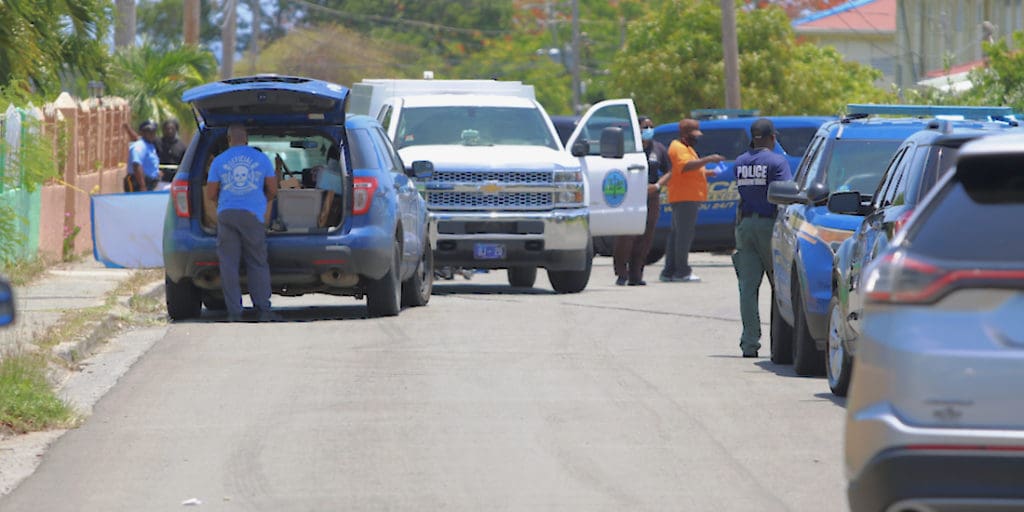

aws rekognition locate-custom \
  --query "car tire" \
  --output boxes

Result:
[366,243,401,317]
[770,291,794,365]
[547,241,593,294]
[826,295,853,396]
[792,285,825,377]
[401,237,433,308]
[644,245,665,265]
[202,293,226,311]
[166,276,202,321]
[507,266,537,288]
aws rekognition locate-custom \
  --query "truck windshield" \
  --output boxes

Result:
[395,106,558,150]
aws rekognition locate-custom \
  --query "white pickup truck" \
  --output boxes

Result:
[349,79,648,293]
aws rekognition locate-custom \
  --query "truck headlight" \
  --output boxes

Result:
[554,184,584,207]
[553,169,583,183]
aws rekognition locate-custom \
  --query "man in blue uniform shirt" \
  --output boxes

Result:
[731,118,791,357]
[125,120,160,192]
[206,124,279,322]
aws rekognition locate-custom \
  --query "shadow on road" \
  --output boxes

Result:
[432,284,556,296]
[186,305,371,323]
[753,360,802,378]
[812,392,847,409]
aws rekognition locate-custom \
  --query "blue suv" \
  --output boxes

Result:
[164,76,434,320]
[767,104,1017,376]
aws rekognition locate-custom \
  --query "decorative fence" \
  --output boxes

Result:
[0,93,132,263]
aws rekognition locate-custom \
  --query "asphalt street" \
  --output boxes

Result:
[0,253,848,511]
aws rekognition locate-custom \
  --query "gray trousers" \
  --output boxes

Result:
[732,216,775,354]
[216,209,272,315]
[662,201,700,278]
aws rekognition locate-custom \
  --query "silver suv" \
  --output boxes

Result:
[844,133,1024,512]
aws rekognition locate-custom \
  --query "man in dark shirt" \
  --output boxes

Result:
[731,118,791,357]
[158,119,188,181]
[613,116,669,286]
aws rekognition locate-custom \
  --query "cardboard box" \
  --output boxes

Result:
[276,189,324,230]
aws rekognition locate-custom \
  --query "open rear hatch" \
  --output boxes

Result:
[183,75,348,127]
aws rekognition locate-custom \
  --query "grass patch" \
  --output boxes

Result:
[33,306,107,351]
[112,269,164,298]
[0,351,75,434]
[1,255,49,286]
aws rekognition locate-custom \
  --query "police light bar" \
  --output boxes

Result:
[691,108,760,120]
[846,104,1014,119]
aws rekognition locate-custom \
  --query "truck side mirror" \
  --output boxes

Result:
[599,126,625,159]
[571,139,589,157]
[409,160,434,179]
[0,278,15,327]
[806,182,830,205]
[768,180,805,206]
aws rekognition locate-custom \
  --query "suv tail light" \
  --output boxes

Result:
[352,177,379,216]
[893,208,914,234]
[172,179,190,218]
[864,251,1024,304]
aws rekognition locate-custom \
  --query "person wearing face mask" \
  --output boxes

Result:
[612,116,669,286]
[655,118,725,283]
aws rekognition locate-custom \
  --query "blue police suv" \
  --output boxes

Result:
[767,104,1017,376]
[164,76,434,320]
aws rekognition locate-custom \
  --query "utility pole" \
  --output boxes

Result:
[221,0,238,80]
[571,0,581,115]
[114,0,136,48]
[184,0,200,45]
[721,0,741,109]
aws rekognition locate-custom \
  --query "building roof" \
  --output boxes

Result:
[793,0,896,33]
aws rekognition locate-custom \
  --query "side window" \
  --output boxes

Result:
[372,127,405,174]
[579,104,636,155]
[873,145,908,208]
[377,104,393,128]
[347,128,380,170]
[797,136,827,188]
[793,136,823,186]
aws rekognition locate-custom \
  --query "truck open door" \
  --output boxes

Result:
[567,99,647,237]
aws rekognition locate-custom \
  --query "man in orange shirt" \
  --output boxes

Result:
[655,118,724,282]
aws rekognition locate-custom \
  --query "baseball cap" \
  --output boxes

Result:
[138,119,157,132]
[750,118,776,140]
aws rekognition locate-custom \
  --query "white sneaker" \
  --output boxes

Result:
[679,273,701,283]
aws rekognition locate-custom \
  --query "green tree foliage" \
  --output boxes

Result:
[608,0,893,122]
[241,24,437,85]
[106,42,218,127]
[0,0,111,94]
[958,32,1024,111]
[136,0,221,50]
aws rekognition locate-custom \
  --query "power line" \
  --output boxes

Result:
[283,0,514,36]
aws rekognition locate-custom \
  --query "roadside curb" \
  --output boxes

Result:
[51,280,165,366]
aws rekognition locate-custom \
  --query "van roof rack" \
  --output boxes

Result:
[691,108,760,120]
[845,104,1014,119]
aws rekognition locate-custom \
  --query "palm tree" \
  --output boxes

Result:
[107,41,217,127]
[0,0,110,94]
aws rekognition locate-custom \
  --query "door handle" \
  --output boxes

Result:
[627,164,645,172]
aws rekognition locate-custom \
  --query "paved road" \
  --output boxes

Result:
[1,254,848,511]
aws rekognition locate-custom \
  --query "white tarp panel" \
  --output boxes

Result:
[91,191,169,268]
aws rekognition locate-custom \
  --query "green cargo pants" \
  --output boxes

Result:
[731,215,775,355]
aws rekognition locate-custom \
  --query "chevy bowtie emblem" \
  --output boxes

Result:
[479,182,502,195]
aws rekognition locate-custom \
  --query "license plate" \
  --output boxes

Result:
[473,243,506,260]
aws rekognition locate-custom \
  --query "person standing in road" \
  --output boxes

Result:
[613,116,669,286]
[731,118,791,357]
[205,124,280,322]
[124,120,160,192]
[656,118,724,283]
[157,119,188,177]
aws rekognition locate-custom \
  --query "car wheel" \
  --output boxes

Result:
[507,266,537,288]
[166,276,202,321]
[202,293,226,311]
[547,241,593,294]
[366,243,401,317]
[644,245,665,265]
[401,237,433,308]
[770,291,793,364]
[826,295,853,396]
[792,285,825,377]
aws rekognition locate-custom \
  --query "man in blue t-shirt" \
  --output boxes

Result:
[125,120,160,192]
[731,118,792,357]
[206,124,279,322]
